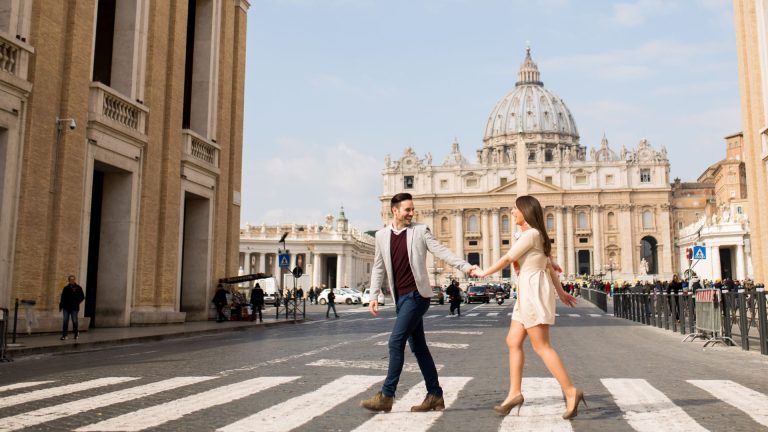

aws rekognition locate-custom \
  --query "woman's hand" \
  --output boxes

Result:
[557,290,577,308]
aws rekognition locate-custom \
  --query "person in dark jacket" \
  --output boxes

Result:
[212,284,228,322]
[250,283,265,322]
[446,280,462,316]
[326,286,339,318]
[59,275,85,340]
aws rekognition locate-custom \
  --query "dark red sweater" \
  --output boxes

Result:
[391,230,417,297]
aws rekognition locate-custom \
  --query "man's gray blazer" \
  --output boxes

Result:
[369,223,471,304]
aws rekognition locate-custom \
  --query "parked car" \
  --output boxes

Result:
[466,285,490,304]
[430,286,445,305]
[361,289,387,306]
[318,288,361,305]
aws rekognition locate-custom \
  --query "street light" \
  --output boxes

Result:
[606,260,616,283]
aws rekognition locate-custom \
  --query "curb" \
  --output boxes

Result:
[4,318,306,359]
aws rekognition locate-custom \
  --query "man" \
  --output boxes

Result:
[326,286,339,318]
[360,193,479,413]
[59,275,85,340]
[212,284,228,322]
[446,280,462,317]
[250,283,265,322]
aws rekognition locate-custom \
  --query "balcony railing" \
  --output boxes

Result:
[89,82,148,135]
[182,129,220,169]
[0,31,32,82]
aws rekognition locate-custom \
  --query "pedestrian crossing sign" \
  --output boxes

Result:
[278,253,290,268]
[692,246,706,260]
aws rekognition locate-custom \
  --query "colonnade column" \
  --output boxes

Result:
[710,246,722,281]
[619,205,634,277]
[555,206,565,269]
[313,253,322,288]
[659,204,673,276]
[274,254,281,284]
[336,253,345,287]
[423,210,436,275]
[591,206,602,275]
[565,206,575,277]
[491,208,501,265]
[259,253,266,274]
[346,254,353,287]
[736,244,746,281]
[481,209,491,270]
[453,210,465,278]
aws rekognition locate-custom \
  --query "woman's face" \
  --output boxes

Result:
[512,207,526,226]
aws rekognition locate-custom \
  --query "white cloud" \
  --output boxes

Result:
[241,138,383,230]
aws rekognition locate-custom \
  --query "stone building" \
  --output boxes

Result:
[733,0,768,283]
[381,49,675,284]
[239,208,375,290]
[0,0,249,330]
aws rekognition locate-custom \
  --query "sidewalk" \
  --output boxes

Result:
[3,314,305,359]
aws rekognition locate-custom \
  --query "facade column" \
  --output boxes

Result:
[258,253,266,274]
[336,253,345,287]
[711,245,722,281]
[491,208,501,264]
[619,205,634,278]
[346,253,353,287]
[481,209,491,269]
[659,204,673,276]
[736,243,746,281]
[313,253,322,288]
[274,254,281,284]
[556,206,565,268]
[243,252,251,274]
[453,210,465,278]
[591,206,602,276]
[565,206,576,277]
[424,210,436,275]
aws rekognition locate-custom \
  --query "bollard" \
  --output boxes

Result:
[756,287,767,355]
[663,293,670,330]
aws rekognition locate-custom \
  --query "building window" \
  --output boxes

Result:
[607,212,616,230]
[183,0,220,137]
[546,213,555,231]
[577,211,588,229]
[440,217,449,234]
[605,174,614,185]
[468,215,479,232]
[545,176,553,184]
[528,150,536,162]
[677,221,683,229]
[575,175,587,185]
[737,206,743,214]
[545,149,553,162]
[502,239,510,245]
[579,237,588,244]
[468,240,478,246]
[642,210,654,229]
[501,215,510,233]
[404,176,414,189]
[466,178,478,187]
[500,177,507,185]
[367,263,371,273]
[640,168,651,183]
[440,179,448,190]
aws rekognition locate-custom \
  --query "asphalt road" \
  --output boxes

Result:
[0,299,767,431]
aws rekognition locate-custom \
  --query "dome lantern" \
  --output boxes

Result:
[516,46,543,87]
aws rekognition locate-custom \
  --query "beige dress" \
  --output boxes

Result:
[508,228,557,328]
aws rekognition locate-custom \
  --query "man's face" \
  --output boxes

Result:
[392,200,415,225]
[68,276,75,284]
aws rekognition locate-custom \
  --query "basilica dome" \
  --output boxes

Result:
[483,48,579,144]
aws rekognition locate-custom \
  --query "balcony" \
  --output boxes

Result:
[88,82,148,140]
[182,128,220,173]
[0,31,33,92]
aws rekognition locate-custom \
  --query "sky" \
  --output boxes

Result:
[241,0,740,231]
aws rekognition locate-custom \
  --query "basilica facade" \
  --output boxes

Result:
[380,49,675,284]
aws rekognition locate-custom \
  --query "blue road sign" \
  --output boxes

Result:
[278,253,291,268]
[692,246,707,260]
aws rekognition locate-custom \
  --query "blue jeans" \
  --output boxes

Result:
[382,290,442,397]
[62,309,78,337]
[326,302,337,317]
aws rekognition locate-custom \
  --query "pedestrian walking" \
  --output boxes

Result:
[446,280,462,317]
[360,192,479,413]
[326,287,339,318]
[473,195,583,419]
[59,275,85,340]
[212,283,228,322]
[250,283,264,322]
[308,286,316,304]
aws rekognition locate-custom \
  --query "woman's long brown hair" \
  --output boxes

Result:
[515,195,552,257]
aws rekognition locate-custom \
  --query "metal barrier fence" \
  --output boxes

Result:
[580,288,608,312]
[0,308,10,362]
[612,284,767,355]
[275,297,306,322]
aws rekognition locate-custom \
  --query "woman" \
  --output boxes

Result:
[475,195,584,419]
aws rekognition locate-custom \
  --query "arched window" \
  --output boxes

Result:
[640,236,658,274]
[607,212,616,230]
[546,214,555,231]
[440,217,449,234]
[501,215,510,233]
[468,215,478,232]
[577,211,588,229]
[642,210,653,229]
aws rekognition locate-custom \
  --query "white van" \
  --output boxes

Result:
[254,277,279,305]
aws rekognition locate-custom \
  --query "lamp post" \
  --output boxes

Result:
[606,260,615,283]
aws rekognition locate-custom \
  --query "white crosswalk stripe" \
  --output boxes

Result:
[467,313,479,317]
[499,377,573,431]
[218,375,381,432]
[602,378,707,432]
[588,314,602,317]
[0,381,54,393]
[76,376,300,431]
[688,380,768,428]
[352,377,472,432]
[307,358,444,372]
[567,314,580,317]
[0,377,212,432]
[487,312,499,316]
[0,377,138,409]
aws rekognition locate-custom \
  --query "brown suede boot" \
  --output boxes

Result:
[410,393,445,412]
[360,391,394,413]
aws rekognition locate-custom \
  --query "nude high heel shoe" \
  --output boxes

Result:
[562,389,587,420]
[494,394,524,416]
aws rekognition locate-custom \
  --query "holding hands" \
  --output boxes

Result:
[468,265,485,278]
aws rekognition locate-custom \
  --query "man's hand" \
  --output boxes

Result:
[369,299,379,317]
[469,266,485,278]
